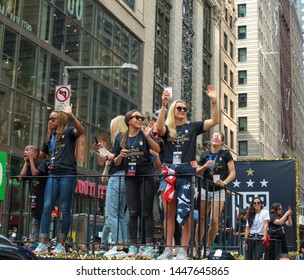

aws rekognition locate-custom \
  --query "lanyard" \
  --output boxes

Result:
[51,133,56,154]
[127,132,139,149]
[209,150,221,172]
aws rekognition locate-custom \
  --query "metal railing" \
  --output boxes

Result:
[5,173,243,257]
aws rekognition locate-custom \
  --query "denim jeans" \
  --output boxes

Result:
[106,170,128,244]
[40,176,77,239]
[31,217,40,243]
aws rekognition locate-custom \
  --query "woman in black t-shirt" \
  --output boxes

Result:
[113,110,160,257]
[267,202,292,259]
[196,131,236,256]
[155,85,219,260]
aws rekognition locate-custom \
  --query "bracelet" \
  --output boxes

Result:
[223,180,227,186]
[211,100,218,104]
[70,117,76,121]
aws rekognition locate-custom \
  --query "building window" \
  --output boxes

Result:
[238,4,246,17]
[239,141,248,156]
[238,48,247,62]
[238,26,246,39]
[224,32,228,51]
[123,0,135,10]
[224,94,228,113]
[230,70,234,89]
[230,130,234,149]
[225,8,228,22]
[238,117,247,131]
[230,15,233,29]
[224,125,228,145]
[238,70,247,84]
[230,100,234,119]
[224,63,228,82]
[238,93,247,107]
[230,41,233,59]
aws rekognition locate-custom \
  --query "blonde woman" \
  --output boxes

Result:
[101,115,129,258]
[155,85,218,260]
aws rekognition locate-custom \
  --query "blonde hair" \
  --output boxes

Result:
[110,115,128,145]
[165,100,187,139]
[46,111,68,144]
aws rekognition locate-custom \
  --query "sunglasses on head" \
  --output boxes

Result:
[130,115,145,121]
[176,106,187,112]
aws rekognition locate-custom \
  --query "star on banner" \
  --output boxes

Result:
[246,179,255,188]
[260,179,268,187]
[232,179,241,188]
[247,168,255,176]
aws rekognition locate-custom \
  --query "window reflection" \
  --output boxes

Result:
[16,38,36,96]
[12,92,32,149]
[65,19,82,63]
[2,28,18,88]
[52,8,65,51]
[0,85,13,145]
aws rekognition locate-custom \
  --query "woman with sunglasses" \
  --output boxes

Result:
[113,110,160,258]
[156,84,219,260]
[244,197,270,259]
[267,202,292,259]
[33,104,84,255]
[195,131,236,257]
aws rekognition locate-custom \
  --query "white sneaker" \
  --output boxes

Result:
[104,246,118,258]
[51,243,66,255]
[33,243,48,255]
[157,247,174,260]
[175,248,188,260]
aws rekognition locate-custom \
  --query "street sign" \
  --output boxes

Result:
[55,85,71,111]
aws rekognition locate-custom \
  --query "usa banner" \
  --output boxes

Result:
[227,159,298,251]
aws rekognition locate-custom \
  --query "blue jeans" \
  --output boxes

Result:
[106,170,128,244]
[40,176,77,239]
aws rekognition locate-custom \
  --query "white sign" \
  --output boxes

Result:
[55,85,71,111]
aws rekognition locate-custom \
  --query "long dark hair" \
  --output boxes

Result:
[247,197,264,227]
[270,202,283,218]
[119,109,140,148]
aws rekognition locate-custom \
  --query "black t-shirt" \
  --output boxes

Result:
[41,127,78,175]
[26,159,48,219]
[113,130,153,174]
[198,149,233,191]
[162,121,204,164]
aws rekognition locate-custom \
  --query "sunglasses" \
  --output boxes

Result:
[152,132,159,137]
[212,135,222,140]
[278,208,282,211]
[253,201,261,205]
[176,106,187,112]
[130,115,145,121]
[48,117,58,122]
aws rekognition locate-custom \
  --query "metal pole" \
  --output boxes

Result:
[62,63,138,85]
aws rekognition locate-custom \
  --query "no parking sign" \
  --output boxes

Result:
[55,85,71,110]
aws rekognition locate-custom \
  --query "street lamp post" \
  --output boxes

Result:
[62,63,138,85]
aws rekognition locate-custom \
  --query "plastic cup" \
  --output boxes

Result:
[213,174,220,183]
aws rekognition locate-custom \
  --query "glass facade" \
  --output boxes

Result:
[0,0,141,237]
[0,0,141,171]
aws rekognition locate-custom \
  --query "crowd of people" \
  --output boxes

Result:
[11,86,302,260]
